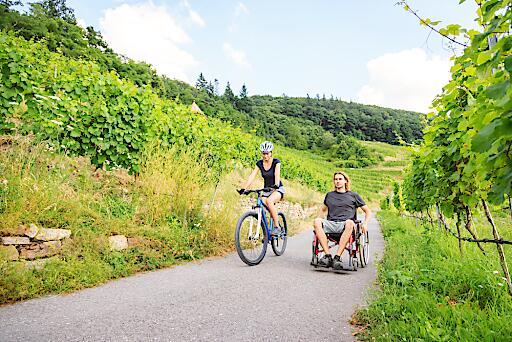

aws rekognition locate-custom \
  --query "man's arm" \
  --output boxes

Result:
[316,204,328,219]
[360,205,372,233]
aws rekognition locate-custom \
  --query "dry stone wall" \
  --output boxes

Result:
[0,224,71,261]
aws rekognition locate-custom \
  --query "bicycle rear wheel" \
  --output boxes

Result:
[358,230,369,267]
[235,211,268,266]
[271,212,288,256]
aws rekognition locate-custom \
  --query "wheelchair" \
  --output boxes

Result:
[310,219,369,271]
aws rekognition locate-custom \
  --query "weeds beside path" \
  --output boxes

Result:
[0,138,321,304]
[354,211,512,341]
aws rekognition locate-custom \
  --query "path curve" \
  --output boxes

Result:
[0,216,384,342]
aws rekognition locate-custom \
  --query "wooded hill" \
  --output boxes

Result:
[164,78,424,151]
[0,1,424,155]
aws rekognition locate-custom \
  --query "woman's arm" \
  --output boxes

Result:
[274,162,281,187]
[243,167,259,189]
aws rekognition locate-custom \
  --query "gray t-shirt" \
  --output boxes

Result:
[324,191,366,222]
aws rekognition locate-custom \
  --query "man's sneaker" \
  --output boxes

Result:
[333,255,344,271]
[318,254,333,268]
[270,227,281,236]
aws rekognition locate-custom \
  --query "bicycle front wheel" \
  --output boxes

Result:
[235,211,268,266]
[271,212,288,256]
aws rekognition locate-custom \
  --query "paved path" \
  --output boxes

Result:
[0,216,384,342]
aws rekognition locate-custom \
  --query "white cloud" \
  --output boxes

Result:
[189,9,206,27]
[223,43,251,69]
[100,2,198,82]
[356,48,452,113]
[235,2,250,16]
[182,0,206,27]
[229,2,249,32]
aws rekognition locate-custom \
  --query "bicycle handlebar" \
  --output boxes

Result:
[236,186,277,195]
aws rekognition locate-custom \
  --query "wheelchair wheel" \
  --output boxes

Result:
[235,211,268,266]
[271,212,288,256]
[358,231,370,267]
[311,232,319,266]
[348,256,358,271]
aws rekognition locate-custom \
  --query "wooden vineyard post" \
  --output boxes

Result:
[465,206,485,255]
[456,212,463,256]
[482,200,512,296]
[508,195,512,222]
[427,210,434,228]
[436,204,443,233]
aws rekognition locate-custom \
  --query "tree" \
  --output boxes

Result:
[34,0,76,23]
[319,131,336,150]
[195,73,207,90]
[223,82,236,105]
[213,79,219,96]
[237,84,251,112]
[0,0,21,11]
[206,81,214,97]
[239,84,248,98]
[85,26,108,50]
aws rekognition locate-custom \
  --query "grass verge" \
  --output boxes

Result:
[353,210,512,341]
[0,137,320,304]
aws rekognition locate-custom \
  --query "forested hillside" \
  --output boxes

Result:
[167,81,424,150]
[0,0,423,157]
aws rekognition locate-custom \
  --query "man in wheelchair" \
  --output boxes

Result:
[313,171,372,270]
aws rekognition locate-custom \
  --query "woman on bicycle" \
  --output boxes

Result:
[240,141,284,235]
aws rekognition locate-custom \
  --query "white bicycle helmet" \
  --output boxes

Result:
[259,141,274,153]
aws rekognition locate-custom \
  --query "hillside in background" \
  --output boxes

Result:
[0,1,424,158]
[164,81,424,149]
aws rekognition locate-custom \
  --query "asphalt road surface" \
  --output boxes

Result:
[0,216,384,342]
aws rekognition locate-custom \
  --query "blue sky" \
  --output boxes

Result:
[42,1,479,112]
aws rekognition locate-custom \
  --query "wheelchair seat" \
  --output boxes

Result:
[325,233,342,242]
[324,220,361,243]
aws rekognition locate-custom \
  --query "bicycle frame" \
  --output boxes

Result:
[251,194,274,241]
[235,187,288,266]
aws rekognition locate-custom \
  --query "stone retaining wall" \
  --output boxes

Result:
[0,224,71,261]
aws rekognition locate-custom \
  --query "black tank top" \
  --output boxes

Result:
[256,158,283,188]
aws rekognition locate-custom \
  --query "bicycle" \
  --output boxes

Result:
[235,187,288,266]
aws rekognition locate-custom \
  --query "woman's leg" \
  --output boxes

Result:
[265,191,282,227]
